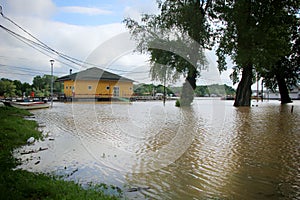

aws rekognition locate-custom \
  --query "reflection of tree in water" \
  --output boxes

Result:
[266,105,299,199]
[224,105,300,199]
[131,107,196,173]
[125,107,198,199]
[124,104,300,199]
[125,106,236,199]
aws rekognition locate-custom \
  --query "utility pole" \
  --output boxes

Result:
[50,59,55,108]
[261,79,264,102]
[256,72,259,102]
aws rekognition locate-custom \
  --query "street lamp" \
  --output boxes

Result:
[50,59,55,108]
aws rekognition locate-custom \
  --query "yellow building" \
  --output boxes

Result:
[56,67,134,101]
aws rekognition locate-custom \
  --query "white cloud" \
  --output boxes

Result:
[1,0,55,18]
[0,0,234,87]
[123,6,142,21]
[60,6,112,16]
[123,0,159,22]
[0,14,126,83]
[0,0,159,83]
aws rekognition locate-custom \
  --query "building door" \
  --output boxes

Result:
[113,86,120,97]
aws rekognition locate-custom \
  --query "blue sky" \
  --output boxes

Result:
[52,0,126,25]
[52,0,156,25]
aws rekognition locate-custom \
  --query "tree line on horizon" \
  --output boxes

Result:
[0,76,62,98]
[0,75,235,99]
[133,83,235,97]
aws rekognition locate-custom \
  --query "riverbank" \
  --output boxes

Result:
[0,106,121,200]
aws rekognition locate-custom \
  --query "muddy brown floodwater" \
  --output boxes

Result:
[16,98,300,199]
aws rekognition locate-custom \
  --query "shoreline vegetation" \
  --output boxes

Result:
[0,106,121,200]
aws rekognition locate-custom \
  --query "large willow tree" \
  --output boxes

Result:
[124,0,213,106]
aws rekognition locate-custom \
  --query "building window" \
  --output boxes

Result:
[72,86,74,90]
[66,86,68,89]
[106,86,110,90]
[113,86,120,97]
[88,85,92,90]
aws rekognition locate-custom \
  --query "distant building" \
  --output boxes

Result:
[252,86,300,100]
[56,67,134,101]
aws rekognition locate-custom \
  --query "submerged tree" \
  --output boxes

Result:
[262,54,299,104]
[124,0,213,106]
[261,4,299,104]
[214,0,298,106]
[214,0,255,106]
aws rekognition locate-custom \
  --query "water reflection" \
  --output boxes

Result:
[15,99,300,199]
[221,104,300,199]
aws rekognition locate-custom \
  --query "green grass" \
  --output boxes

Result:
[0,106,121,200]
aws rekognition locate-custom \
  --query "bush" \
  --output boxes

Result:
[175,99,181,107]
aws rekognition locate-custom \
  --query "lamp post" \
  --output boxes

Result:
[50,59,55,108]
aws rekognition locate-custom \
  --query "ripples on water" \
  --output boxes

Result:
[16,99,300,199]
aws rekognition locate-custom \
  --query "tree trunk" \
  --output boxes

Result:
[276,73,292,104]
[234,65,253,107]
[180,68,197,106]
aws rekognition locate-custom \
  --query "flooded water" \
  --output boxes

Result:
[16,98,300,199]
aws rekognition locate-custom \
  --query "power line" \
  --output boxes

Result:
[0,70,46,77]
[0,6,86,68]
[0,6,134,72]
[0,67,64,77]
[0,23,147,74]
[0,63,67,75]
[0,24,84,70]
[0,5,154,80]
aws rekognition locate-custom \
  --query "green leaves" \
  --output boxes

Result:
[215,0,299,73]
[0,79,16,97]
[32,75,63,97]
[214,0,299,105]
[124,0,212,83]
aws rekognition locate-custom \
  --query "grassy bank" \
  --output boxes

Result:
[0,106,121,200]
